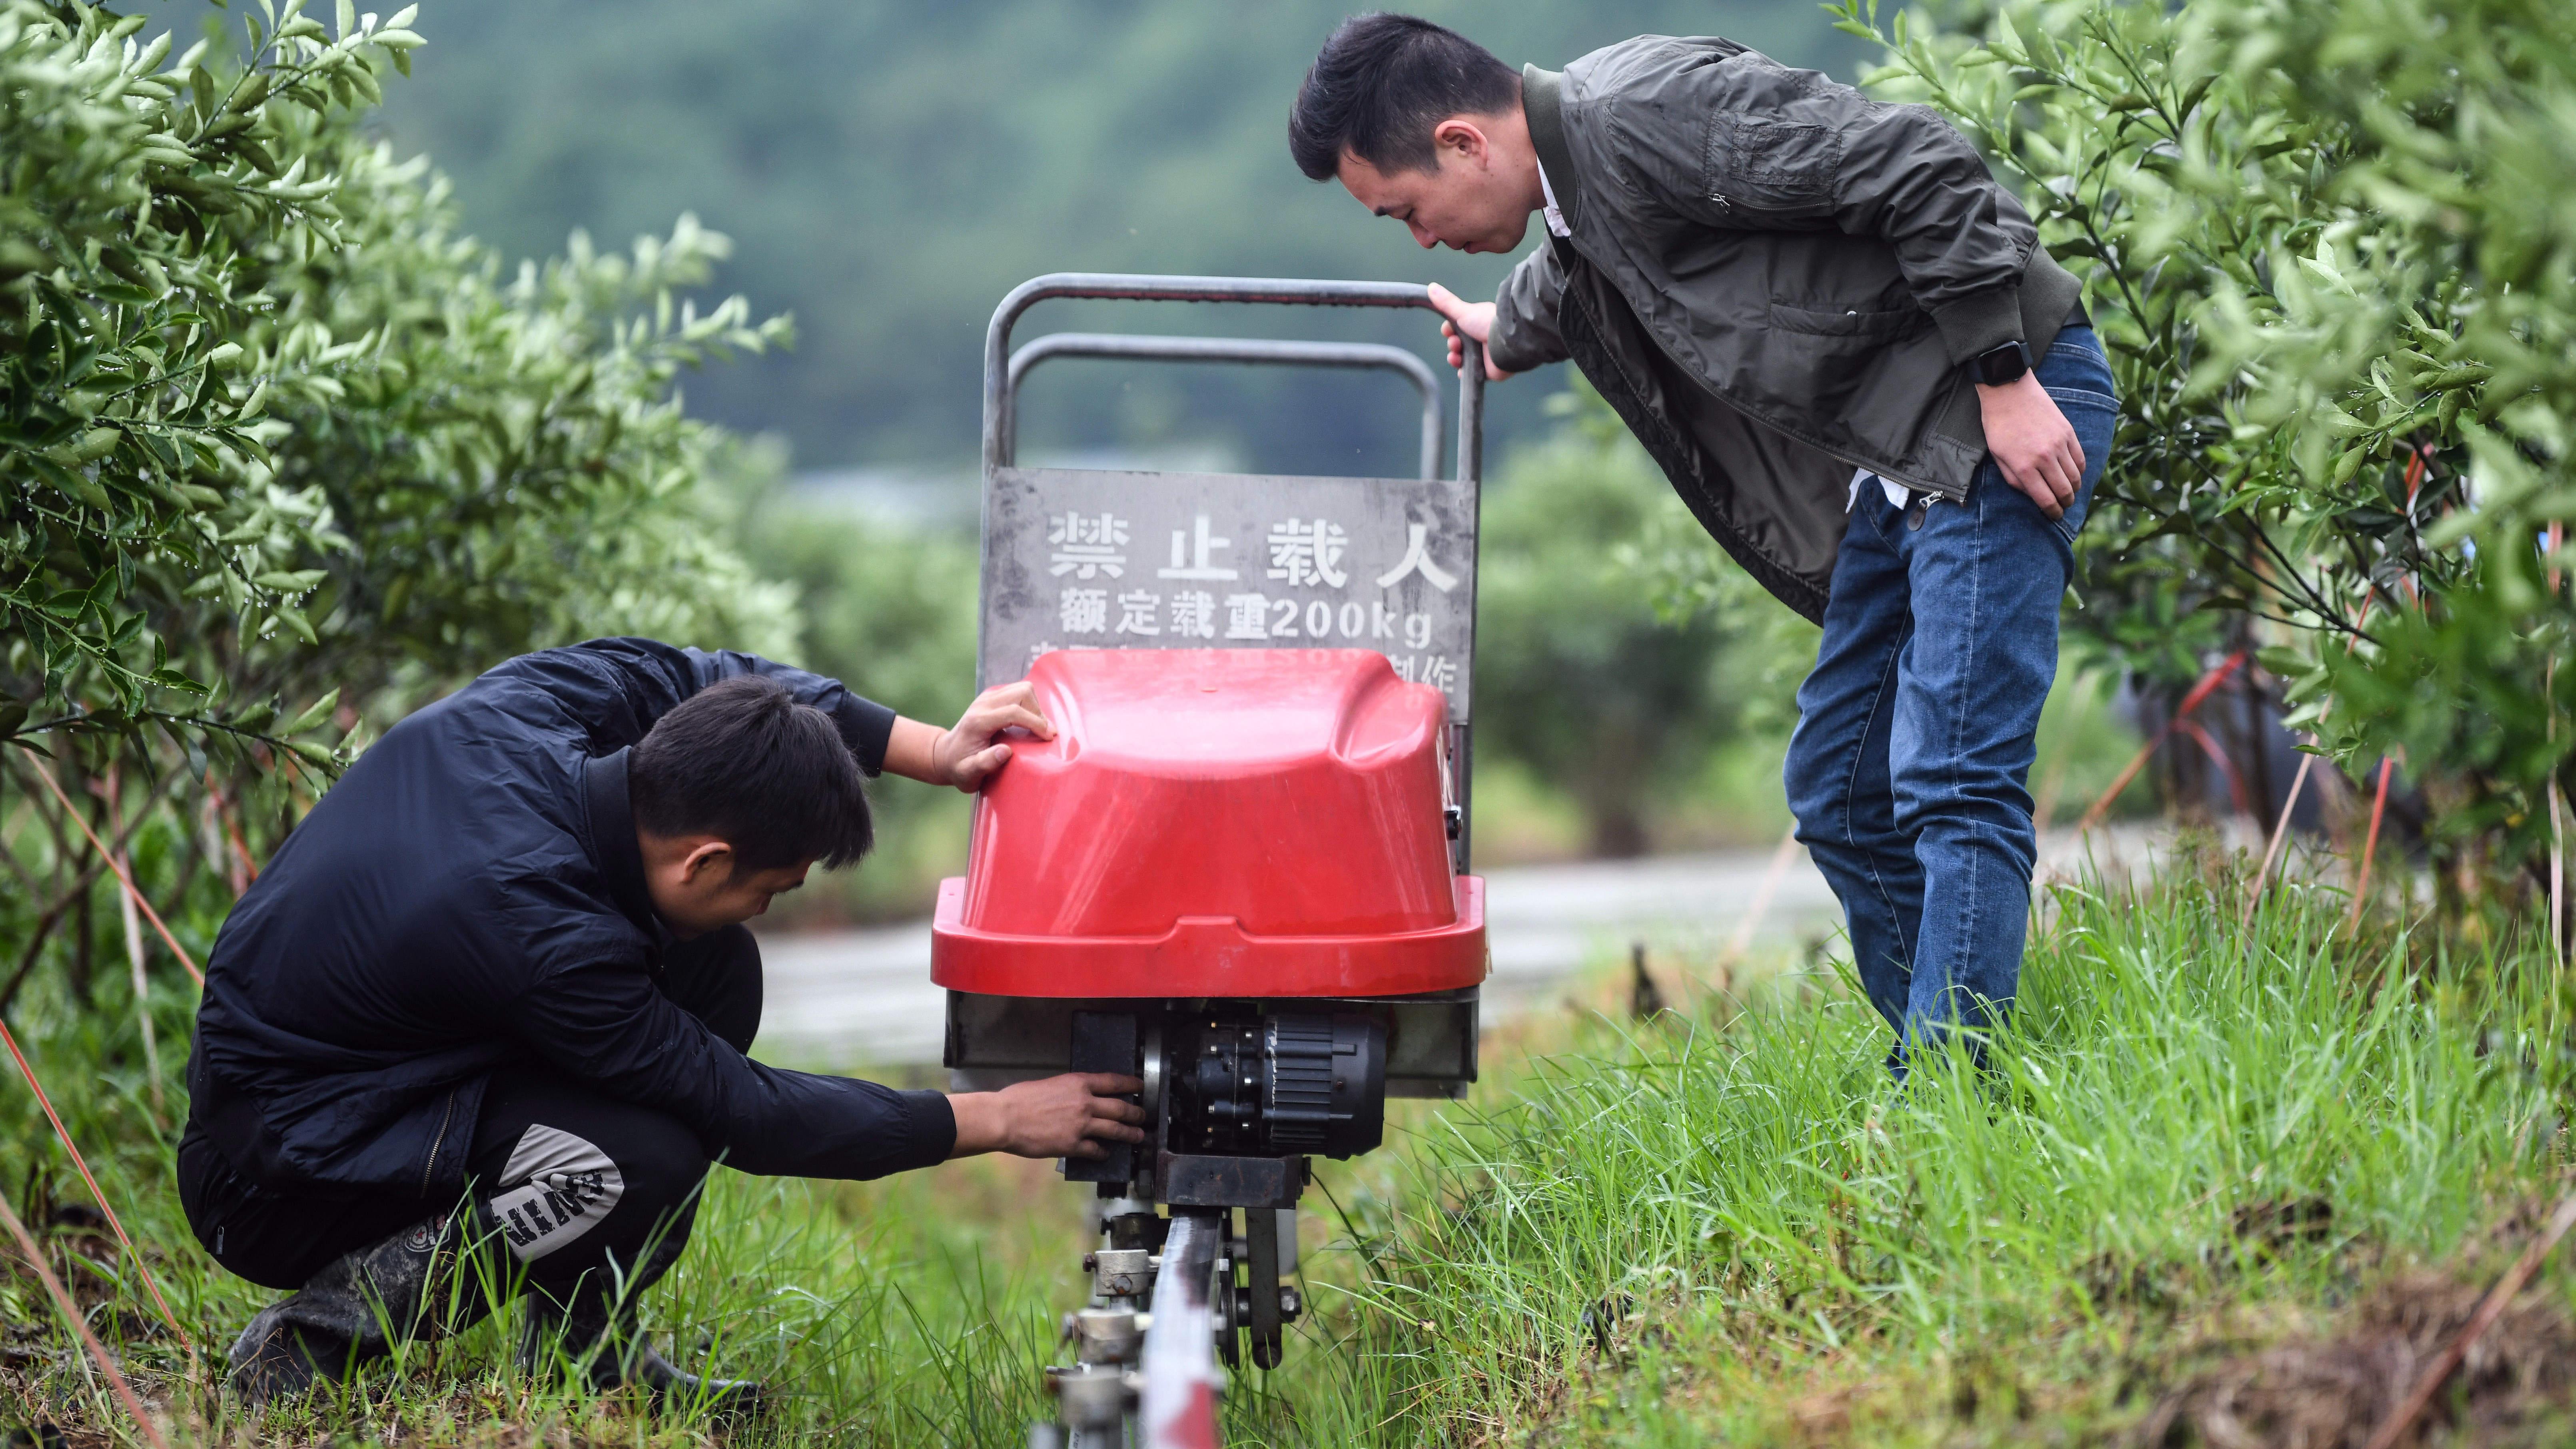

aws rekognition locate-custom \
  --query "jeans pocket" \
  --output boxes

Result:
[2051,469,2106,544]
[2045,387,2118,543]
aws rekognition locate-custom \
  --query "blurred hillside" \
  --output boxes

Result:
[367,0,1865,478]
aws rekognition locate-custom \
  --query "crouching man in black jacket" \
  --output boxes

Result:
[180,637,1143,1409]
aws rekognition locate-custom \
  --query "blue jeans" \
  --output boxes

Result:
[1783,327,2118,1073]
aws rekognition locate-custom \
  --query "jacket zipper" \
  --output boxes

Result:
[1767,420,1964,504]
[419,1090,457,1196]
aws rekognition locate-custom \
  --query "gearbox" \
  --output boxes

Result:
[1168,1012,1386,1160]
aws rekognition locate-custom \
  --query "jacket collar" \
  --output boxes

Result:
[1522,64,1581,234]
[581,748,666,940]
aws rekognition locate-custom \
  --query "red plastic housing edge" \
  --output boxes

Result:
[930,648,1487,999]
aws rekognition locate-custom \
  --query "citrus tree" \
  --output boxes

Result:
[2,0,794,1007]
[1820,0,2572,920]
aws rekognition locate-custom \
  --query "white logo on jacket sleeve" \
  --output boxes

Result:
[483,1124,624,1262]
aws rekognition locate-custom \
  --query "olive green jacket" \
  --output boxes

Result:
[1489,38,2083,621]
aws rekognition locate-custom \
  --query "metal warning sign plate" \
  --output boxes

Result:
[978,466,1479,722]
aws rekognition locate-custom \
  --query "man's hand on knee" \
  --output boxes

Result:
[946,1073,1146,1160]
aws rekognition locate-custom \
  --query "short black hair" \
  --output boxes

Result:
[629,676,872,872]
[1289,14,1520,181]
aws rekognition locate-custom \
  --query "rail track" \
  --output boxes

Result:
[1031,1204,1233,1447]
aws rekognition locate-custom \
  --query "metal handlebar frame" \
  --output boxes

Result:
[981,272,1484,483]
[978,271,1489,875]
[1006,333,1444,481]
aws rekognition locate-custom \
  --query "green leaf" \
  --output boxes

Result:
[2179,73,2215,120]
[2009,10,2063,72]
[282,687,340,735]
[2255,647,2312,680]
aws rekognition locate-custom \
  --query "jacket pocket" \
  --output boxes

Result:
[1704,115,1839,213]
[1747,301,1956,490]
[1766,298,1927,341]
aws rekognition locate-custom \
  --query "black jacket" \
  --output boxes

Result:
[186,638,955,1200]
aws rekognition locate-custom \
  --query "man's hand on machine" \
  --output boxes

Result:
[883,681,1056,793]
[946,1073,1147,1160]
[1427,283,1516,382]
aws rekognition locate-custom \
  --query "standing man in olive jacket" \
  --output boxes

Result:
[1290,18,2119,1072]
[184,637,1144,1407]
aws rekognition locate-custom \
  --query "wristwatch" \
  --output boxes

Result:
[1968,339,2033,387]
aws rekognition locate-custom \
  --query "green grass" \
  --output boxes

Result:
[1275,848,2572,1444]
[4,848,2570,1445]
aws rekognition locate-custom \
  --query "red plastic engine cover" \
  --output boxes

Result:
[930,648,1487,998]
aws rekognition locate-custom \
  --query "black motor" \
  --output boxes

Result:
[1167,1012,1386,1160]
[1059,1005,1390,1373]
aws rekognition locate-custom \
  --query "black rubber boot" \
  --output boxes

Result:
[225,1211,493,1406]
[519,1286,765,1417]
